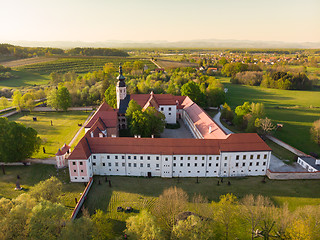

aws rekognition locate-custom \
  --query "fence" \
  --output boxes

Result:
[70,177,94,220]
[266,135,307,156]
[267,169,320,180]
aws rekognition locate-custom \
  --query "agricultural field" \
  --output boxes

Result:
[84,175,320,234]
[16,57,156,73]
[219,77,320,155]
[0,164,84,211]
[7,111,91,159]
[155,58,197,70]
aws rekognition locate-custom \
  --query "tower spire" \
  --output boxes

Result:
[117,63,125,81]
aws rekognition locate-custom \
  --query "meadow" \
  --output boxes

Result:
[219,77,320,155]
[155,58,197,69]
[0,164,84,211]
[7,111,91,159]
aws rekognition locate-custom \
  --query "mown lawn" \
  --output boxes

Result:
[219,77,320,155]
[83,175,320,234]
[7,111,90,159]
[0,164,84,211]
[0,70,50,89]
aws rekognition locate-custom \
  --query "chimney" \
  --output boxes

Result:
[209,126,212,133]
[90,132,94,138]
[316,159,320,165]
[151,134,154,138]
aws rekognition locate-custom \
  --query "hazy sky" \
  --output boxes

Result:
[1,0,319,43]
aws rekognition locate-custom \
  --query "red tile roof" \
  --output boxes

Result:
[56,143,71,156]
[85,102,118,129]
[68,133,271,160]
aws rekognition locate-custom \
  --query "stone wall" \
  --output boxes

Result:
[266,135,307,156]
[267,169,320,180]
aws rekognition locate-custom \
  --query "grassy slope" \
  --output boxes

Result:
[219,77,320,155]
[0,70,50,89]
[0,164,84,210]
[7,111,90,159]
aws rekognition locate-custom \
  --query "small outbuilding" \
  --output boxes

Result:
[297,156,320,172]
[56,143,71,168]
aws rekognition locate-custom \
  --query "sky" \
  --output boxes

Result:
[0,0,319,43]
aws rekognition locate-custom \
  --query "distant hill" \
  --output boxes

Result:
[2,39,320,49]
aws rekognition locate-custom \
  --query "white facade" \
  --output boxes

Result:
[159,105,177,124]
[69,150,271,181]
[116,86,127,109]
[68,158,93,182]
[297,157,320,172]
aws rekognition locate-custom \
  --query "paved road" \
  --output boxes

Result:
[161,120,194,139]
[212,111,233,134]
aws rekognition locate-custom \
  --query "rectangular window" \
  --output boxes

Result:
[216,157,219,160]
[81,170,83,173]
[93,155,96,159]
[115,162,118,167]
[102,163,105,166]
[202,157,205,160]
[169,107,171,111]
[236,163,239,167]
[263,162,266,166]
[107,155,110,159]
[156,156,159,160]
[134,163,137,167]
[195,157,198,160]
[242,163,245,167]
[173,157,176,160]
[250,155,253,160]
[187,163,190,167]
[224,163,227,167]
[209,163,212,167]
[257,155,260,159]
[147,156,150,160]
[80,162,83,165]
[128,156,131,160]
[122,163,125,167]
[140,156,143,160]
[202,163,204,167]
[173,163,176,167]
[161,107,164,111]
[156,164,159,168]
[165,158,168,161]
[188,157,191,160]
[250,162,252,166]
[147,163,150,167]
[108,163,111,167]
[195,163,197,167]
[264,154,267,159]
[122,156,125,159]
[180,163,183,167]
[225,156,227,160]
[140,163,143,167]
[216,163,219,167]
[256,162,259,166]
[243,155,246,160]
[209,157,212,160]
[180,157,183,160]
[115,156,118,159]
[134,156,137,160]
[236,155,239,160]
[93,162,96,166]
[72,162,76,165]
[128,163,131,167]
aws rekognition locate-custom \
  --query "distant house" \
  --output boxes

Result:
[56,144,71,168]
[207,67,218,73]
[155,68,165,73]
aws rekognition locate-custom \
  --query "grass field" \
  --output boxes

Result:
[0,164,84,211]
[84,175,320,234]
[0,70,50,89]
[1,57,57,68]
[16,57,156,74]
[219,77,320,155]
[7,111,90,159]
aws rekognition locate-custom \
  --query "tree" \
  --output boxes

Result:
[130,110,150,137]
[257,117,275,135]
[152,187,188,231]
[125,210,164,240]
[28,201,67,240]
[12,90,22,111]
[60,217,94,240]
[48,86,71,111]
[172,215,213,240]
[145,107,165,137]
[91,210,116,240]
[126,100,142,123]
[181,81,206,107]
[21,93,35,112]
[29,176,62,202]
[213,193,239,240]
[310,119,320,145]
[221,103,234,121]
[0,118,41,165]
[104,85,116,109]
[0,96,9,109]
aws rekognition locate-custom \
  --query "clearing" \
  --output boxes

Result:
[155,58,197,70]
[7,111,91,159]
[1,57,57,68]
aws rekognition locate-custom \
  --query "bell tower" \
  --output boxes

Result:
[116,64,126,109]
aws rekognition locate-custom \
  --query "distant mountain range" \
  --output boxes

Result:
[2,39,320,49]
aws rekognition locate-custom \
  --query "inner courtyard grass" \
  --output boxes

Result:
[7,111,90,159]
[0,164,84,211]
[219,77,320,155]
